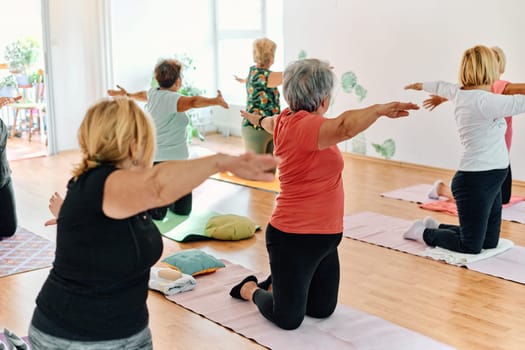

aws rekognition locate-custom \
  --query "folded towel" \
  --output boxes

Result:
[421,238,514,266]
[149,267,197,296]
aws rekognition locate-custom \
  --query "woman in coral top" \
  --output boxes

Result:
[230,58,419,330]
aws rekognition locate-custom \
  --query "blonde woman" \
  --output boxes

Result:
[235,38,283,155]
[404,45,525,253]
[28,97,278,349]
[424,46,525,204]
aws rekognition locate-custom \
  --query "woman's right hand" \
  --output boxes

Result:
[404,82,423,91]
[240,110,260,125]
[44,192,64,226]
[107,85,127,97]
[233,75,246,84]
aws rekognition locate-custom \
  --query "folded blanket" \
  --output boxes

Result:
[420,196,524,217]
[149,267,197,296]
[421,238,514,266]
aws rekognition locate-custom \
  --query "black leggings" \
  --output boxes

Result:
[252,224,342,330]
[0,178,17,237]
[501,165,512,205]
[423,168,508,253]
[148,161,192,219]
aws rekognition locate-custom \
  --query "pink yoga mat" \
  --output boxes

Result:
[166,260,454,350]
[381,184,525,223]
[0,228,55,278]
[343,212,525,284]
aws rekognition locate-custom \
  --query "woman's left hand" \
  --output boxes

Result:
[216,90,229,109]
[378,102,420,119]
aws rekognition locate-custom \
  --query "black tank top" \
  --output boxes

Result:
[32,164,163,340]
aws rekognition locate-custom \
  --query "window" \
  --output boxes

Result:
[214,0,283,106]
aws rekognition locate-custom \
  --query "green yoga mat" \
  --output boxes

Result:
[153,210,221,242]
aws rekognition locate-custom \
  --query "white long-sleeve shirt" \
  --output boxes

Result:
[423,81,525,171]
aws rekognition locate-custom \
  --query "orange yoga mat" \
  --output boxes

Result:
[210,171,280,193]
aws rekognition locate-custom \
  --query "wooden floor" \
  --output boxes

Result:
[2,133,525,350]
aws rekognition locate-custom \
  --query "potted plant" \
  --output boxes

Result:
[4,37,41,85]
[0,74,17,97]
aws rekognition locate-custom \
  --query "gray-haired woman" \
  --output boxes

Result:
[232,58,419,330]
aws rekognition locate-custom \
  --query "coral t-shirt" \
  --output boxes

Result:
[491,80,512,151]
[270,109,344,234]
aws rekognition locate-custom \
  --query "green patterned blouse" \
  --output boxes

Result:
[243,66,281,129]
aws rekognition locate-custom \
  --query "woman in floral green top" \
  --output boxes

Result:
[235,38,282,155]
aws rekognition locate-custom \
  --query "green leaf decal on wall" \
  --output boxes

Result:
[341,71,358,93]
[372,139,396,159]
[298,50,307,60]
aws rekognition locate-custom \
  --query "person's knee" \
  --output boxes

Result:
[461,243,482,254]
[274,315,304,330]
[306,303,337,319]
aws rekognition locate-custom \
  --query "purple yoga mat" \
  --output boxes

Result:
[166,260,455,350]
[343,212,525,284]
[0,228,55,278]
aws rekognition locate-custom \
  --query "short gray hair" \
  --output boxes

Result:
[283,58,334,112]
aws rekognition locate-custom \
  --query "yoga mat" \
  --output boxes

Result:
[381,184,525,223]
[166,260,455,350]
[153,210,221,242]
[210,171,280,193]
[343,212,525,284]
[0,228,54,278]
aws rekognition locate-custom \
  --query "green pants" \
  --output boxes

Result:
[241,124,274,155]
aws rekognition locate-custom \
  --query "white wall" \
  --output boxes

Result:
[283,0,525,180]
[44,0,108,152]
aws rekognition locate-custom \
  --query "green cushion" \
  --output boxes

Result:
[162,249,225,276]
[205,214,256,240]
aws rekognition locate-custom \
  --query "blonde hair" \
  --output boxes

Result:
[72,97,156,179]
[253,38,277,67]
[459,45,499,87]
[491,46,506,75]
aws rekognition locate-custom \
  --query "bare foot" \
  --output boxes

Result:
[44,192,64,226]
[436,182,453,199]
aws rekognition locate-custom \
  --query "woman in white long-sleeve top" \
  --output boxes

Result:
[404,45,525,254]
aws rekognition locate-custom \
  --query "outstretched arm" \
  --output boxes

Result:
[107,85,148,102]
[267,71,283,88]
[318,102,419,150]
[503,83,525,95]
[103,152,279,219]
[240,110,276,134]
[177,90,229,112]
